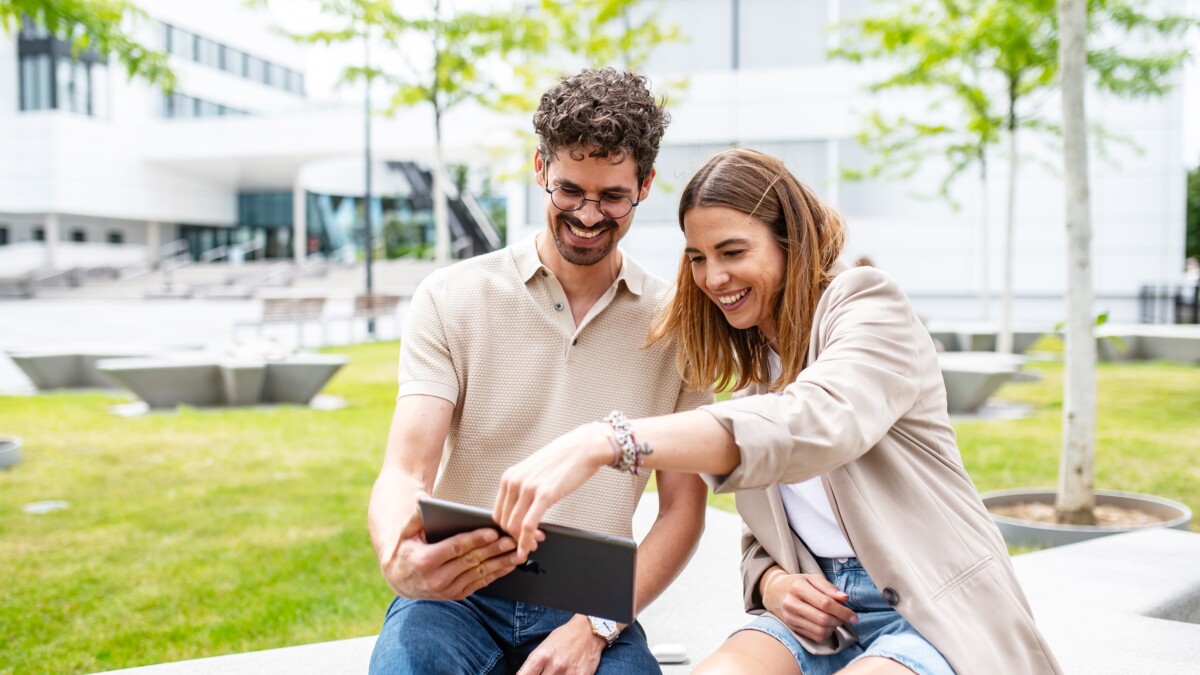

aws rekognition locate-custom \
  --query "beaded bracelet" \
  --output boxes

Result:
[602,410,653,476]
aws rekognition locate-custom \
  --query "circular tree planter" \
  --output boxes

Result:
[981,488,1193,549]
[0,435,22,471]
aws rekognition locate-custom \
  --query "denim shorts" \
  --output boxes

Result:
[736,557,955,675]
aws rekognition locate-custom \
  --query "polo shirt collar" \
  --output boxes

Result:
[512,233,644,297]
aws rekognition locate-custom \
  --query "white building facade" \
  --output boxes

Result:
[0,0,1189,324]
[509,0,1189,324]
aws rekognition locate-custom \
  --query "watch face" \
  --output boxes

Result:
[590,616,617,638]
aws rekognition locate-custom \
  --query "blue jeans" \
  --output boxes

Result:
[369,594,661,674]
[738,557,955,675]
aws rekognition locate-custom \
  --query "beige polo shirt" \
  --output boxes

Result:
[398,235,712,536]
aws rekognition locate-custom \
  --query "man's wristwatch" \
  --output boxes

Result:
[588,616,620,647]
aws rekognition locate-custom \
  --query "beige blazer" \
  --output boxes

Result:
[701,265,1062,674]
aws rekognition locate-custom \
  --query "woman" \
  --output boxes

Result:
[494,148,1060,675]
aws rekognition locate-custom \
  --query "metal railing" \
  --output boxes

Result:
[1139,283,1200,324]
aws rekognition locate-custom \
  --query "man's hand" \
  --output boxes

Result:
[380,498,522,600]
[516,614,606,675]
[762,568,858,642]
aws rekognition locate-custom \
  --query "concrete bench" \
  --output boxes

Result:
[233,297,328,347]
[1093,325,1200,363]
[1011,528,1200,673]
[937,351,1023,414]
[326,293,410,341]
[8,349,148,390]
[96,354,347,409]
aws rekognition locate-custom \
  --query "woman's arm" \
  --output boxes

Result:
[493,409,739,556]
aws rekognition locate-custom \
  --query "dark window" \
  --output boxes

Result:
[220,45,245,74]
[107,231,124,244]
[168,26,195,60]
[197,37,220,68]
[0,227,9,246]
[246,56,265,83]
[70,229,86,242]
[33,227,45,241]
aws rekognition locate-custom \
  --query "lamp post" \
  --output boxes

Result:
[363,24,375,338]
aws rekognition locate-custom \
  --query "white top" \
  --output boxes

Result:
[768,349,856,559]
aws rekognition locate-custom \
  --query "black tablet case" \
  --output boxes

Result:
[418,497,637,623]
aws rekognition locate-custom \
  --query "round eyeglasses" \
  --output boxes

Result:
[543,169,642,220]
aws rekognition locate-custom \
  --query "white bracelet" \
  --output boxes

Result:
[602,410,652,475]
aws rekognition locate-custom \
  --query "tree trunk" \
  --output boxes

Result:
[979,156,991,321]
[1000,102,1017,354]
[433,107,451,263]
[1056,0,1098,525]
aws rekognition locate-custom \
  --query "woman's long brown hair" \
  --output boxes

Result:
[648,148,846,393]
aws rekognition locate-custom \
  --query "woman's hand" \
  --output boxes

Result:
[761,567,858,642]
[494,422,614,556]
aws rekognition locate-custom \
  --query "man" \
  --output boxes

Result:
[367,68,712,674]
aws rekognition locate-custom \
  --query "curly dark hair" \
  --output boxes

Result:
[533,68,669,183]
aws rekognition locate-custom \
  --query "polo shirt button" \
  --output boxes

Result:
[554,303,564,311]
[881,587,900,606]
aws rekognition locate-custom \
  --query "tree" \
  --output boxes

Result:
[1188,161,1199,262]
[1057,0,1097,525]
[291,0,677,263]
[0,0,174,89]
[833,0,1194,355]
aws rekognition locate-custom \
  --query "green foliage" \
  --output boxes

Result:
[1,349,1196,671]
[1188,161,1200,261]
[0,0,174,89]
[0,342,399,674]
[831,0,1196,203]
[289,0,678,125]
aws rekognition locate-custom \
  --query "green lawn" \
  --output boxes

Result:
[1,344,1196,673]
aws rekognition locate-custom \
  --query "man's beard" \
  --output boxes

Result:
[550,212,619,266]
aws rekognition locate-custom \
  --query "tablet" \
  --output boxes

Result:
[418,497,636,623]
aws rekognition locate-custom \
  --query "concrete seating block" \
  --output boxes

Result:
[963,330,1046,354]
[925,330,961,352]
[262,355,348,404]
[1095,332,1139,361]
[1012,529,1200,673]
[95,354,346,409]
[97,358,225,409]
[937,352,1023,414]
[9,351,138,389]
[219,361,267,406]
[1132,326,1200,363]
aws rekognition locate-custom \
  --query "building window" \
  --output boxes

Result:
[70,229,86,242]
[0,227,9,246]
[33,227,45,241]
[167,25,196,60]
[220,45,244,75]
[160,22,302,96]
[19,18,105,116]
[20,54,53,110]
[197,37,221,68]
[107,231,124,244]
[246,56,266,84]
[163,91,248,119]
